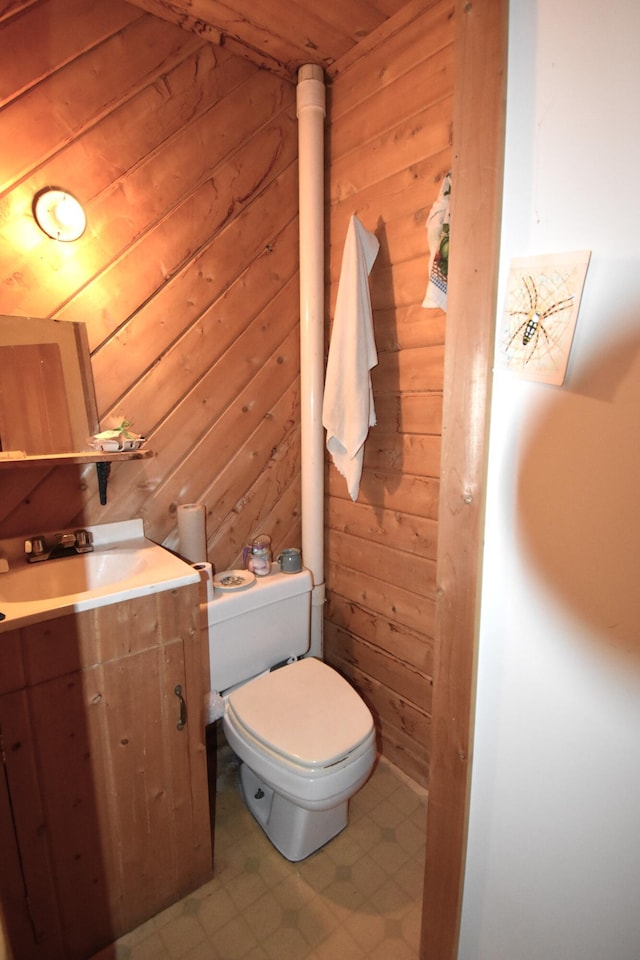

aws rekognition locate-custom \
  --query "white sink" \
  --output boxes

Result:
[1,550,149,603]
[0,520,199,630]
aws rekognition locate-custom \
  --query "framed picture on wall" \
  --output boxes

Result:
[498,249,591,385]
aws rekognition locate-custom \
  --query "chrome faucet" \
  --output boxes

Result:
[25,529,94,563]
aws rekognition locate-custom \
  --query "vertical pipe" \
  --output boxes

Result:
[296,64,326,658]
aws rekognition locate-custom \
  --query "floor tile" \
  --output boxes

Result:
[92,740,427,960]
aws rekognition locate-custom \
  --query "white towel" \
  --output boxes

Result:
[422,173,452,310]
[322,215,380,501]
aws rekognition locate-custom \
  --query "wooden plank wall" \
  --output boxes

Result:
[324,0,454,787]
[0,0,301,571]
[0,0,453,791]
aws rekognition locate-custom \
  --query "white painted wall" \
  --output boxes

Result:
[458,2,640,958]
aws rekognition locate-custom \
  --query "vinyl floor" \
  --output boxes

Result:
[92,740,427,960]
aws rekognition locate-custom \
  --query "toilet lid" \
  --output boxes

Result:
[226,657,374,769]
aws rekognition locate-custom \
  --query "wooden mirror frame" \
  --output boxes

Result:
[0,316,99,458]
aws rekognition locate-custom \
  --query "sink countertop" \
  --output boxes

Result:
[0,519,199,633]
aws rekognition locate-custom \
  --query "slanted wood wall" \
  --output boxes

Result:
[324,0,453,787]
[0,0,301,569]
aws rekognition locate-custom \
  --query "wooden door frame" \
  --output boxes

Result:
[419,1,508,957]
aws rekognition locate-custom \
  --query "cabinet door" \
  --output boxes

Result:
[99,640,203,930]
[27,662,117,960]
[29,645,201,952]
[0,689,63,960]
[91,586,211,932]
[22,585,211,957]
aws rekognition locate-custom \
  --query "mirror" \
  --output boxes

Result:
[0,315,99,458]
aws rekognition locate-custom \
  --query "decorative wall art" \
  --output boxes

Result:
[422,172,451,311]
[499,250,591,385]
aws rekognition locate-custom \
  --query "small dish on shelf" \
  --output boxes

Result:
[87,436,146,452]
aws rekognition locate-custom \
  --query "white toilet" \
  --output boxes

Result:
[204,567,377,861]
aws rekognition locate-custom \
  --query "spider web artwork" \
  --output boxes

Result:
[499,250,591,385]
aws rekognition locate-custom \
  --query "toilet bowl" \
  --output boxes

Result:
[223,657,377,860]
[204,566,377,860]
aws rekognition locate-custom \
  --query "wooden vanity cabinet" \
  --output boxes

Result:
[0,583,212,960]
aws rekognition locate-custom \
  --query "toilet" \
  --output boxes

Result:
[204,566,377,861]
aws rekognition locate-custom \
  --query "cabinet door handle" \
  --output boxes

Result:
[174,684,187,730]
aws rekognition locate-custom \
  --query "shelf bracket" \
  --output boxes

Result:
[96,461,111,505]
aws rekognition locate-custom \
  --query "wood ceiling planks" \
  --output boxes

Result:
[125,0,410,80]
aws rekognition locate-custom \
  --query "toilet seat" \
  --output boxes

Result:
[225,657,374,770]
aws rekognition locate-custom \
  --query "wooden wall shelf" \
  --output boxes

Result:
[0,449,152,468]
[0,449,153,504]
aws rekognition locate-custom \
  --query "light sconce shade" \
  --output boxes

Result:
[32,187,86,241]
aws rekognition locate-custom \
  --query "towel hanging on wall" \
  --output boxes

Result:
[322,215,380,502]
[422,173,452,310]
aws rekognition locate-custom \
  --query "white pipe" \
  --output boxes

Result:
[296,64,326,659]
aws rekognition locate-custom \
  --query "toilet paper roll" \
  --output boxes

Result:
[177,502,207,563]
[192,561,215,604]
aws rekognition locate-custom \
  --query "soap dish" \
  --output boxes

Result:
[213,569,256,591]
[88,436,146,452]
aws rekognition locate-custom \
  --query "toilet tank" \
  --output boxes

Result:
[205,566,313,693]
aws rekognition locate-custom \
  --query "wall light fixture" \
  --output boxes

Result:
[32,187,86,241]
